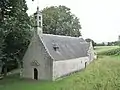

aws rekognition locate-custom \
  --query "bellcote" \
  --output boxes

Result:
[34,7,43,37]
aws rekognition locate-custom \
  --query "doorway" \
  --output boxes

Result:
[85,62,87,68]
[34,68,38,80]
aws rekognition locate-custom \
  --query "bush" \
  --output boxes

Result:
[99,48,120,56]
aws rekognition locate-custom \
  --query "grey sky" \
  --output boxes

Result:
[26,0,120,43]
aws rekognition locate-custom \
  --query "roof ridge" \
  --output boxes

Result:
[43,34,82,39]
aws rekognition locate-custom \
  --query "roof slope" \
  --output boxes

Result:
[41,34,89,61]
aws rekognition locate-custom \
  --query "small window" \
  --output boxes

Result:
[53,43,59,51]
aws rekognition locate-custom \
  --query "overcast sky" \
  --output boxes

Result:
[26,0,120,43]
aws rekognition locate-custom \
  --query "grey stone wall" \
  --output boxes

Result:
[52,57,89,80]
[87,41,96,62]
[22,34,53,80]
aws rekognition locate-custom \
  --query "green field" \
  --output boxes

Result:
[95,46,119,53]
[0,46,120,90]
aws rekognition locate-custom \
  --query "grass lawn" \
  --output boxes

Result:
[0,55,120,90]
[95,46,119,54]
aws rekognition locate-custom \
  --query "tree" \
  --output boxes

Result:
[0,29,5,61]
[31,5,82,37]
[0,0,10,22]
[0,0,32,76]
[85,38,96,48]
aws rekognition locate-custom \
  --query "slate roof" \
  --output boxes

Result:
[41,34,89,61]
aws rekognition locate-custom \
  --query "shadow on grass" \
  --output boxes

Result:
[0,74,21,85]
[0,73,53,86]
